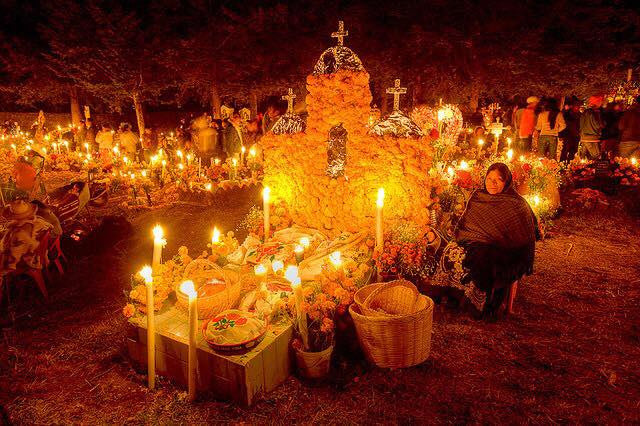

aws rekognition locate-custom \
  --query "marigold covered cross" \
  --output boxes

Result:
[282,88,296,114]
[331,21,348,47]
[386,79,407,112]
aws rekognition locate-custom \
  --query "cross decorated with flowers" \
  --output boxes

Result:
[282,88,296,114]
[331,21,349,47]
[386,79,407,112]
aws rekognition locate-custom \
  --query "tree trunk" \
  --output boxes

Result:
[250,90,258,119]
[70,86,82,125]
[132,91,145,139]
[469,83,480,111]
[211,84,222,119]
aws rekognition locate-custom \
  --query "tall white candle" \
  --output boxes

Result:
[151,225,166,275]
[139,266,155,389]
[286,267,308,350]
[376,188,385,251]
[180,280,198,402]
[263,186,271,240]
[211,227,220,255]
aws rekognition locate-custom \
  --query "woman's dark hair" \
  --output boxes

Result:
[546,98,560,129]
[485,162,513,193]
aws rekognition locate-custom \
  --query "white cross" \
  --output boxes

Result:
[386,79,407,112]
[331,21,349,47]
[282,88,296,114]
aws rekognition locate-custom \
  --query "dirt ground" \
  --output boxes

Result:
[1,187,639,424]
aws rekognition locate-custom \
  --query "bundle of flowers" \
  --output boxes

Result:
[611,158,640,186]
[567,188,610,210]
[374,222,440,283]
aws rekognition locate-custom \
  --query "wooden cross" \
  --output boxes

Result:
[282,88,296,114]
[331,21,348,47]
[386,79,407,112]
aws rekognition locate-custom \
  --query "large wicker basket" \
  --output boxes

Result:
[176,260,241,319]
[349,295,434,368]
[355,280,422,317]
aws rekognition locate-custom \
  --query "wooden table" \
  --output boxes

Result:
[127,304,293,406]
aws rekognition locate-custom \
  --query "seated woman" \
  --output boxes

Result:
[454,163,539,318]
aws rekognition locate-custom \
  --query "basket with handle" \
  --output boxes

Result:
[176,259,241,319]
[349,295,434,368]
[357,279,421,317]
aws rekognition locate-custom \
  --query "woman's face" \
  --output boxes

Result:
[485,170,506,195]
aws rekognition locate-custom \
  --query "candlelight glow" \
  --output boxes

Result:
[631,157,637,165]
[241,146,246,154]
[212,227,220,244]
[376,187,385,208]
[507,137,512,146]
[249,147,256,157]
[294,244,304,254]
[447,166,454,177]
[299,237,310,248]
[284,265,299,282]
[459,160,469,170]
[478,138,484,147]
[139,266,153,284]
[254,264,267,276]
[205,183,212,191]
[329,251,342,267]
[263,186,271,202]
[520,155,526,161]
[533,194,540,206]
[232,158,238,167]
[271,259,284,273]
[152,225,164,242]
[507,149,514,160]
[180,280,196,297]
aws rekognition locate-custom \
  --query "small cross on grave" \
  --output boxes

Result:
[282,88,296,114]
[331,21,349,47]
[386,79,407,112]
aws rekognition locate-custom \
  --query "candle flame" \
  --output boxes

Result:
[254,264,267,276]
[271,260,284,273]
[478,139,484,146]
[152,225,164,241]
[294,244,304,254]
[631,157,637,165]
[232,158,238,166]
[241,146,246,153]
[299,237,310,248]
[212,227,220,244]
[263,186,271,202]
[507,149,514,160]
[459,160,469,170]
[329,251,342,267]
[249,148,256,157]
[139,265,153,284]
[376,187,385,208]
[533,195,540,206]
[447,166,454,177]
[205,183,212,191]
[284,265,299,283]
[507,137,512,146]
[180,280,196,298]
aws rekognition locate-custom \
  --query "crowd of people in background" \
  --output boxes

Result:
[469,95,640,162]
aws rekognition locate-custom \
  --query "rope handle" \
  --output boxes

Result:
[362,279,419,310]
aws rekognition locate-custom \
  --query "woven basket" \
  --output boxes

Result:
[176,262,241,319]
[349,296,434,368]
[358,280,420,317]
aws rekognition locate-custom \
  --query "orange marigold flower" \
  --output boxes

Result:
[122,303,135,318]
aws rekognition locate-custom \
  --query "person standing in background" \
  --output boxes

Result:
[514,96,539,154]
[578,95,605,159]
[559,101,581,162]
[535,99,566,159]
[618,96,640,158]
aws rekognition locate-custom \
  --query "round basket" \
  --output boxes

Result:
[349,296,434,369]
[176,260,241,319]
[358,280,421,317]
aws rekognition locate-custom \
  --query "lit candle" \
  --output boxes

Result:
[507,149,514,161]
[84,142,89,154]
[299,237,310,250]
[11,144,16,154]
[186,153,192,166]
[180,280,198,402]
[151,225,166,275]
[375,188,384,251]
[241,146,246,164]
[631,157,637,166]
[205,183,212,191]
[294,245,304,264]
[285,267,308,350]
[254,263,267,286]
[507,137,512,147]
[211,227,220,255]
[271,259,284,274]
[139,266,155,389]
[329,251,342,271]
[263,186,271,240]
[232,157,238,180]
[249,147,256,158]
[214,157,220,166]
[459,160,469,170]
[477,138,484,157]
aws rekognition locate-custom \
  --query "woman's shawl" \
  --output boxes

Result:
[455,189,537,249]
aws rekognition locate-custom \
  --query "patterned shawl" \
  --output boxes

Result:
[455,188,537,249]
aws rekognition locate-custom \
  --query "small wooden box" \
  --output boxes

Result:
[127,305,293,406]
